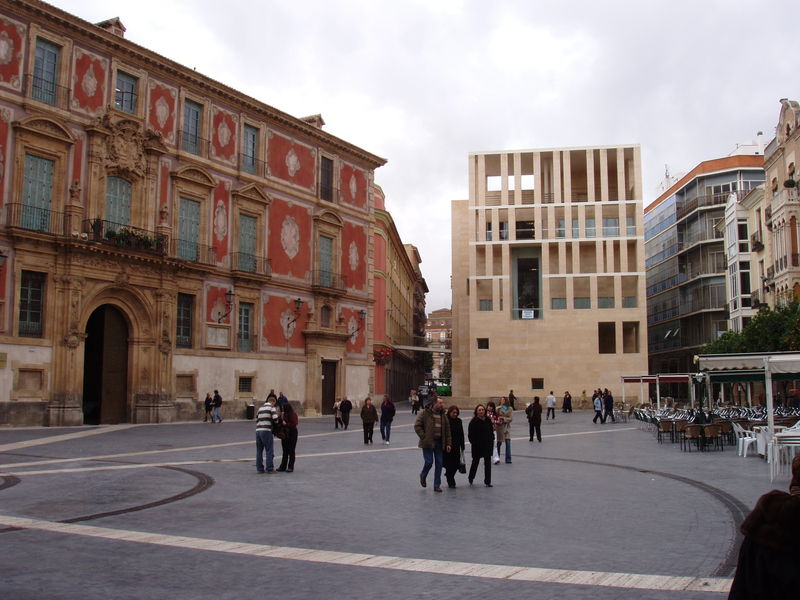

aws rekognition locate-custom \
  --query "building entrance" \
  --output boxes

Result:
[321,360,337,414]
[82,305,129,424]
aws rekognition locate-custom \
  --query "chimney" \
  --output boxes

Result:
[95,17,126,38]
[300,114,325,129]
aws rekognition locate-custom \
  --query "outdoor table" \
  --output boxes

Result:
[754,425,787,457]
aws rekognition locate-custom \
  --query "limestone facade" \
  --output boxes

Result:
[0,1,399,425]
[451,146,648,406]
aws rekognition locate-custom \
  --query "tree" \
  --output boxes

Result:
[700,301,800,354]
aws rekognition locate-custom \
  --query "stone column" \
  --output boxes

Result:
[49,275,87,426]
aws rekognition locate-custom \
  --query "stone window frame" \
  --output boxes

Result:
[26,25,73,108]
[10,361,51,401]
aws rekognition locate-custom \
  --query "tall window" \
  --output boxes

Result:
[238,302,253,352]
[106,176,132,227]
[33,38,60,105]
[319,235,333,286]
[22,154,54,232]
[320,156,334,201]
[242,125,258,174]
[182,100,202,155]
[178,197,201,261]
[176,293,194,348]
[114,71,138,114]
[19,271,45,338]
[238,213,257,272]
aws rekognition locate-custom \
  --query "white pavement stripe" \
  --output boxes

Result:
[0,515,731,594]
[0,424,138,453]
[0,425,634,475]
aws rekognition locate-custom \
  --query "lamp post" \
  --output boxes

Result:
[217,289,235,323]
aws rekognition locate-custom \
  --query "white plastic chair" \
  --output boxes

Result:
[732,422,757,457]
[769,434,800,481]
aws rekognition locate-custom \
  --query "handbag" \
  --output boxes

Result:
[492,445,500,464]
[273,418,287,440]
[458,448,467,473]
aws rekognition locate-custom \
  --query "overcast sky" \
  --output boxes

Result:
[54,0,795,312]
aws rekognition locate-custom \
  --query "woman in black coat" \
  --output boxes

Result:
[443,405,465,488]
[467,404,495,487]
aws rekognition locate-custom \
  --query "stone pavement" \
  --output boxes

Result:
[0,406,784,599]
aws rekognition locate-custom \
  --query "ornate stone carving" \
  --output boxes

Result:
[159,330,171,354]
[64,327,87,349]
[98,114,146,178]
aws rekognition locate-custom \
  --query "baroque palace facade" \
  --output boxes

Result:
[0,1,424,426]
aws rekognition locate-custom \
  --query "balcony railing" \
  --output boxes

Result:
[178,130,210,157]
[238,153,266,177]
[312,269,346,291]
[173,238,216,265]
[231,252,271,276]
[84,219,167,255]
[237,334,253,353]
[24,74,70,109]
[6,203,66,235]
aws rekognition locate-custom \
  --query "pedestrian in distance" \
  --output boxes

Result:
[468,404,494,487]
[545,391,556,420]
[203,392,213,422]
[603,388,616,423]
[340,396,353,430]
[443,405,465,488]
[486,401,500,464]
[496,396,513,463]
[333,397,344,429]
[276,403,298,472]
[360,396,378,444]
[592,391,605,424]
[255,395,280,473]
[409,389,420,415]
[526,396,542,442]
[415,397,452,492]
[267,389,277,402]
[562,391,573,413]
[379,394,396,444]
[276,391,288,413]
[212,390,223,423]
[508,389,517,410]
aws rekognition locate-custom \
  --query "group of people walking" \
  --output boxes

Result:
[592,388,617,424]
[203,391,224,423]
[413,396,515,491]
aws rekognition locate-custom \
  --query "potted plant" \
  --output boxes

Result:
[784,179,796,188]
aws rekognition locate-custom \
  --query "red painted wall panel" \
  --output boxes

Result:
[211,107,236,161]
[206,285,232,324]
[373,276,386,342]
[267,132,315,190]
[212,182,230,263]
[263,295,309,349]
[0,17,23,89]
[341,306,366,353]
[72,50,106,113]
[340,164,367,208]
[341,222,367,291]
[148,83,176,143]
[374,231,386,272]
[268,198,311,278]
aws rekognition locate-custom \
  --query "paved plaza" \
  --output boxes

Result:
[0,405,784,599]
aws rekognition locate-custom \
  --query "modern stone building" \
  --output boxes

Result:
[0,1,423,426]
[645,152,764,387]
[451,145,648,405]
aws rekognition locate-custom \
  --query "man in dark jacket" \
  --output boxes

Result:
[414,398,452,492]
[603,389,615,423]
[526,397,542,442]
[339,397,353,429]
[212,390,223,423]
[379,394,396,445]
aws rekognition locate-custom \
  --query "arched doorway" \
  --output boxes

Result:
[82,305,129,424]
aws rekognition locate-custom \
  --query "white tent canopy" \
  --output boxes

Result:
[697,351,800,443]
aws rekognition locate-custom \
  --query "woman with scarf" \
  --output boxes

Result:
[443,405,465,488]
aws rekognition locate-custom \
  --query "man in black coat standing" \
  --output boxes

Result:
[339,396,353,430]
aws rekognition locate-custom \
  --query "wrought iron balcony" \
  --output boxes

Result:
[178,130,210,157]
[231,252,271,276]
[24,74,70,109]
[84,219,167,255]
[6,203,66,235]
[173,238,216,265]
[311,269,346,292]
[238,153,265,177]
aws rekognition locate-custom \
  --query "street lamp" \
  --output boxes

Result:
[217,289,235,323]
[286,298,304,327]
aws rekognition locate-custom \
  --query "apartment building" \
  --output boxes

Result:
[425,307,451,382]
[0,1,420,426]
[645,153,764,386]
[451,145,648,404]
